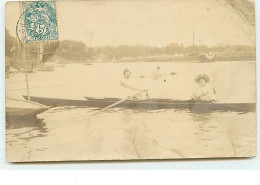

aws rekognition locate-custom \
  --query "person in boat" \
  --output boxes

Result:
[140,66,176,79]
[192,74,216,101]
[120,68,148,99]
[152,66,162,80]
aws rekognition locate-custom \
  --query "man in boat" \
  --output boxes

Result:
[192,74,216,101]
[139,66,176,79]
[120,68,148,99]
[152,66,162,80]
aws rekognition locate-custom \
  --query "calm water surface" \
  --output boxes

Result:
[6,107,256,161]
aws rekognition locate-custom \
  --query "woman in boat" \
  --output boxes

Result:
[120,68,148,99]
[192,74,216,101]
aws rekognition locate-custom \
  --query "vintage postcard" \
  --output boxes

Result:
[5,0,256,162]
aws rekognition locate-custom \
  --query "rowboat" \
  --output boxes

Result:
[56,64,66,67]
[23,96,256,113]
[6,98,50,116]
[83,62,93,65]
[37,66,55,71]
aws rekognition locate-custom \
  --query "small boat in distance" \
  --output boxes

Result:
[23,96,255,113]
[56,64,66,67]
[83,62,93,65]
[37,66,55,71]
[199,52,216,62]
[175,28,216,63]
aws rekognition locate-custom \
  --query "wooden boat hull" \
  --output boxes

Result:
[23,96,256,113]
[6,98,50,116]
[6,107,49,116]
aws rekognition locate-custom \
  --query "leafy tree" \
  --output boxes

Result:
[5,28,16,58]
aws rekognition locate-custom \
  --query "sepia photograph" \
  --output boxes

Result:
[5,0,256,162]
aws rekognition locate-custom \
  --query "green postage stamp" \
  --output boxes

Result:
[22,1,58,43]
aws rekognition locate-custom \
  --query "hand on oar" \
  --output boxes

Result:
[89,91,144,117]
[139,72,177,78]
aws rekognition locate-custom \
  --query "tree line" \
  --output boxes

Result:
[55,41,255,62]
[5,28,255,63]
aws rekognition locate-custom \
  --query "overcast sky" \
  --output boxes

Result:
[5,0,255,47]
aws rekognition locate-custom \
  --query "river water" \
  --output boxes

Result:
[5,62,256,161]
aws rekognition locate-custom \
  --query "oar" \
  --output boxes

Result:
[139,72,177,78]
[89,91,143,117]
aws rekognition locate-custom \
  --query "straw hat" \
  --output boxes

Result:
[194,74,209,83]
[123,68,131,74]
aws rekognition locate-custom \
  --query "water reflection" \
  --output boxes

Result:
[189,112,213,123]
[5,106,256,161]
[6,115,48,144]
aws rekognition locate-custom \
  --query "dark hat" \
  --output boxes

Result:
[195,74,209,83]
